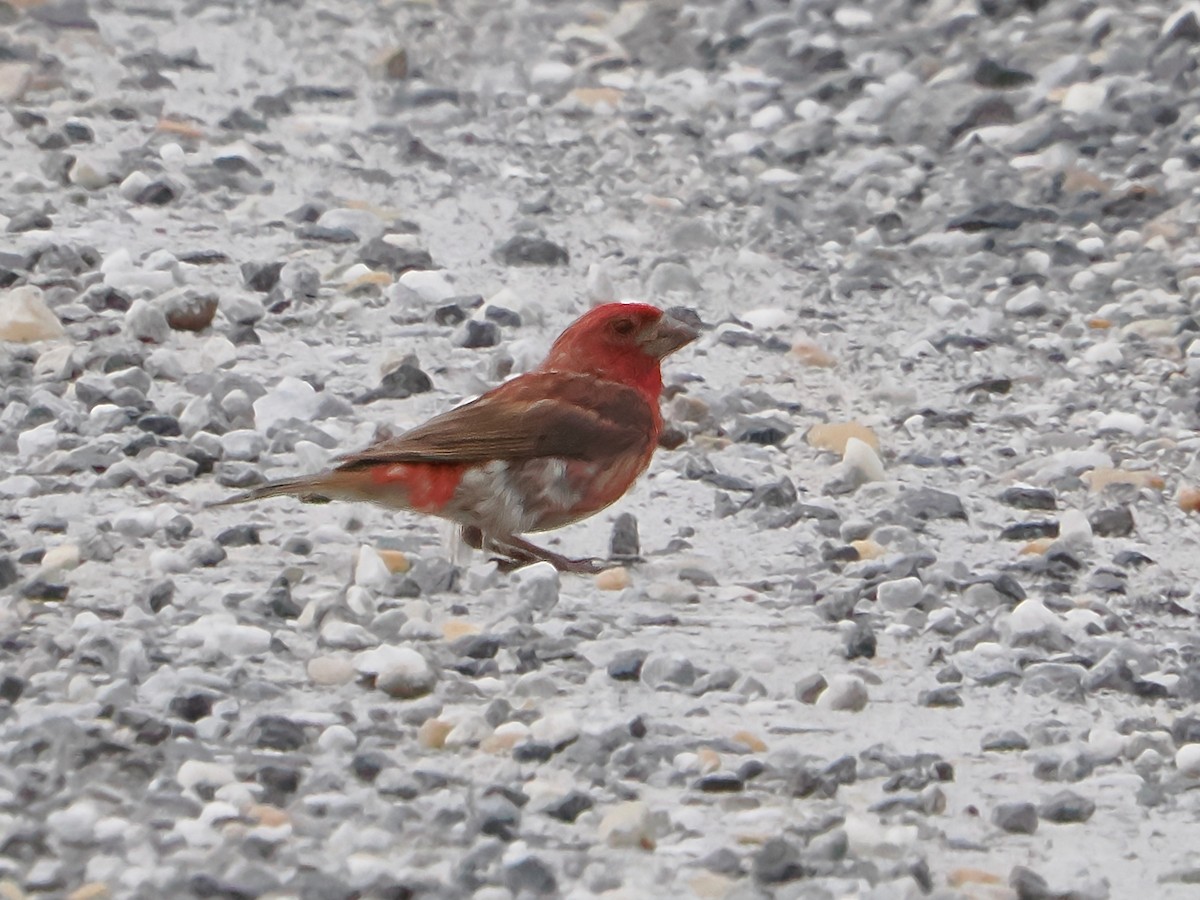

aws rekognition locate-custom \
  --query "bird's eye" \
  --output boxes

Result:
[612,318,635,336]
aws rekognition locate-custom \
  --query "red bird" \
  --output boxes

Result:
[215,302,697,573]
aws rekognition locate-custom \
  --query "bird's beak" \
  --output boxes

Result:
[640,314,699,359]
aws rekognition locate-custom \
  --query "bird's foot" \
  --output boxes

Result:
[489,551,605,575]
[461,527,607,575]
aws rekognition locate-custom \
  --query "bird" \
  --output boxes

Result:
[213,302,698,573]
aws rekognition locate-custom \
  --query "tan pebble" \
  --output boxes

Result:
[731,730,767,753]
[689,872,733,899]
[155,117,205,139]
[570,87,623,110]
[1179,486,1200,513]
[807,421,880,455]
[672,395,711,423]
[377,548,410,573]
[480,724,528,753]
[0,285,65,342]
[0,62,33,104]
[734,832,771,846]
[1086,317,1111,329]
[1082,467,1164,492]
[39,544,80,573]
[1061,168,1110,194]
[345,271,393,292]
[1019,537,1056,556]
[245,804,289,827]
[442,619,481,641]
[417,718,452,750]
[373,47,408,80]
[306,656,355,686]
[643,194,684,212]
[594,566,631,591]
[791,336,836,367]
[850,539,884,560]
[67,885,110,900]
[696,747,721,773]
[0,881,25,900]
[947,867,1004,887]
[691,434,730,451]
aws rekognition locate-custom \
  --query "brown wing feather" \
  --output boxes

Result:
[334,372,658,470]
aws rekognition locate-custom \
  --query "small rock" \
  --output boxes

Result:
[901,487,967,521]
[511,562,558,613]
[495,235,568,266]
[1000,486,1057,510]
[641,654,696,690]
[124,299,171,343]
[375,649,438,699]
[992,802,1037,834]
[595,566,631,591]
[609,512,640,559]
[0,286,65,342]
[503,856,557,895]
[307,656,355,686]
[453,319,500,349]
[1175,744,1200,777]
[607,649,647,681]
[753,837,808,884]
[163,290,219,332]
[1089,506,1134,538]
[877,576,923,610]
[598,801,654,849]
[794,673,828,704]
[417,718,452,750]
[791,336,836,367]
[816,675,868,711]
[842,436,885,483]
[1038,790,1095,823]
[807,422,880,454]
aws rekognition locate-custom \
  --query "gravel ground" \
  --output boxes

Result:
[3,0,1200,898]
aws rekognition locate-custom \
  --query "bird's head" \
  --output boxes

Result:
[540,302,698,396]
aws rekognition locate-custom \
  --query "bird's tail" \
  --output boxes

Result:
[207,474,345,508]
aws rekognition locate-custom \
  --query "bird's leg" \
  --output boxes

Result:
[459,526,604,574]
[493,534,606,575]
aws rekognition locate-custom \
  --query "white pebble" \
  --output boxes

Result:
[842,437,885,483]
[17,421,59,460]
[46,800,99,844]
[1004,599,1063,641]
[219,429,267,461]
[598,801,655,848]
[1005,284,1048,315]
[318,724,358,752]
[177,760,235,792]
[124,299,171,344]
[354,545,391,591]
[876,576,923,610]
[1176,744,1200,777]
[816,674,869,711]
[253,376,320,430]
[530,711,579,748]
[398,269,454,302]
[1059,509,1093,547]
[515,562,560,612]
[1096,411,1146,436]
[1061,80,1108,115]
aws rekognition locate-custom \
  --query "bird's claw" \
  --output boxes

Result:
[489,553,607,575]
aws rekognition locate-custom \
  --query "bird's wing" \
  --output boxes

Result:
[334,371,657,469]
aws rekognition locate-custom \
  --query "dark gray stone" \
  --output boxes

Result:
[992,801,1038,834]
